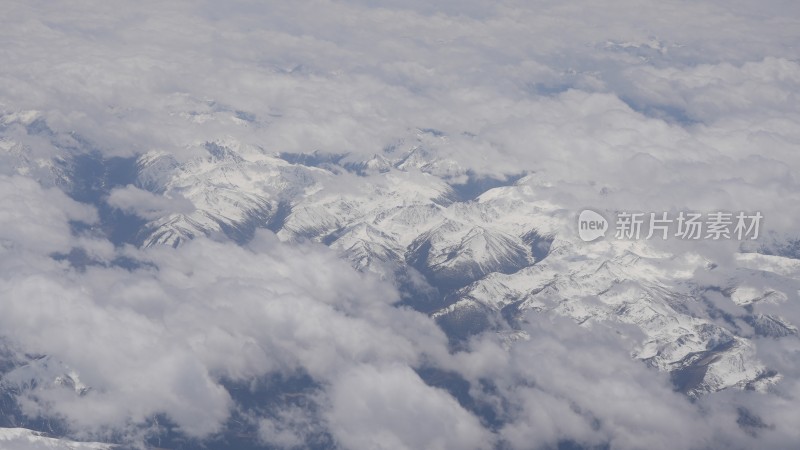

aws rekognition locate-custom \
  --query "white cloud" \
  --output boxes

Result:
[0,175,96,254]
[326,364,492,450]
[1,0,799,448]
[107,184,194,219]
[0,212,453,442]
[452,316,750,449]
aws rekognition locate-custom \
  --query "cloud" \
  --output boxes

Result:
[1,0,800,449]
[0,203,454,443]
[0,175,97,254]
[2,0,798,246]
[107,184,194,219]
[451,315,752,450]
[325,364,492,450]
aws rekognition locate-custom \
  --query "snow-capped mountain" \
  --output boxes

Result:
[4,118,796,401]
[1,113,799,448]
[0,428,111,450]
[1,356,89,396]
[42,129,786,399]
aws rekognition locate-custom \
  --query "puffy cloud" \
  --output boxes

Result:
[2,0,798,249]
[1,0,799,449]
[107,184,194,219]
[0,182,455,443]
[0,175,96,254]
[325,364,492,450]
[1,0,797,166]
[450,315,762,450]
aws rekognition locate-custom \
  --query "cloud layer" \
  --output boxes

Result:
[1,0,800,449]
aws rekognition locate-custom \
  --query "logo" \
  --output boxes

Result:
[576,209,762,242]
[578,209,608,242]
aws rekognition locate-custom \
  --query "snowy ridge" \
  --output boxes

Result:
[0,428,111,450]
[1,117,797,427]
[1,356,89,396]
[114,137,800,397]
